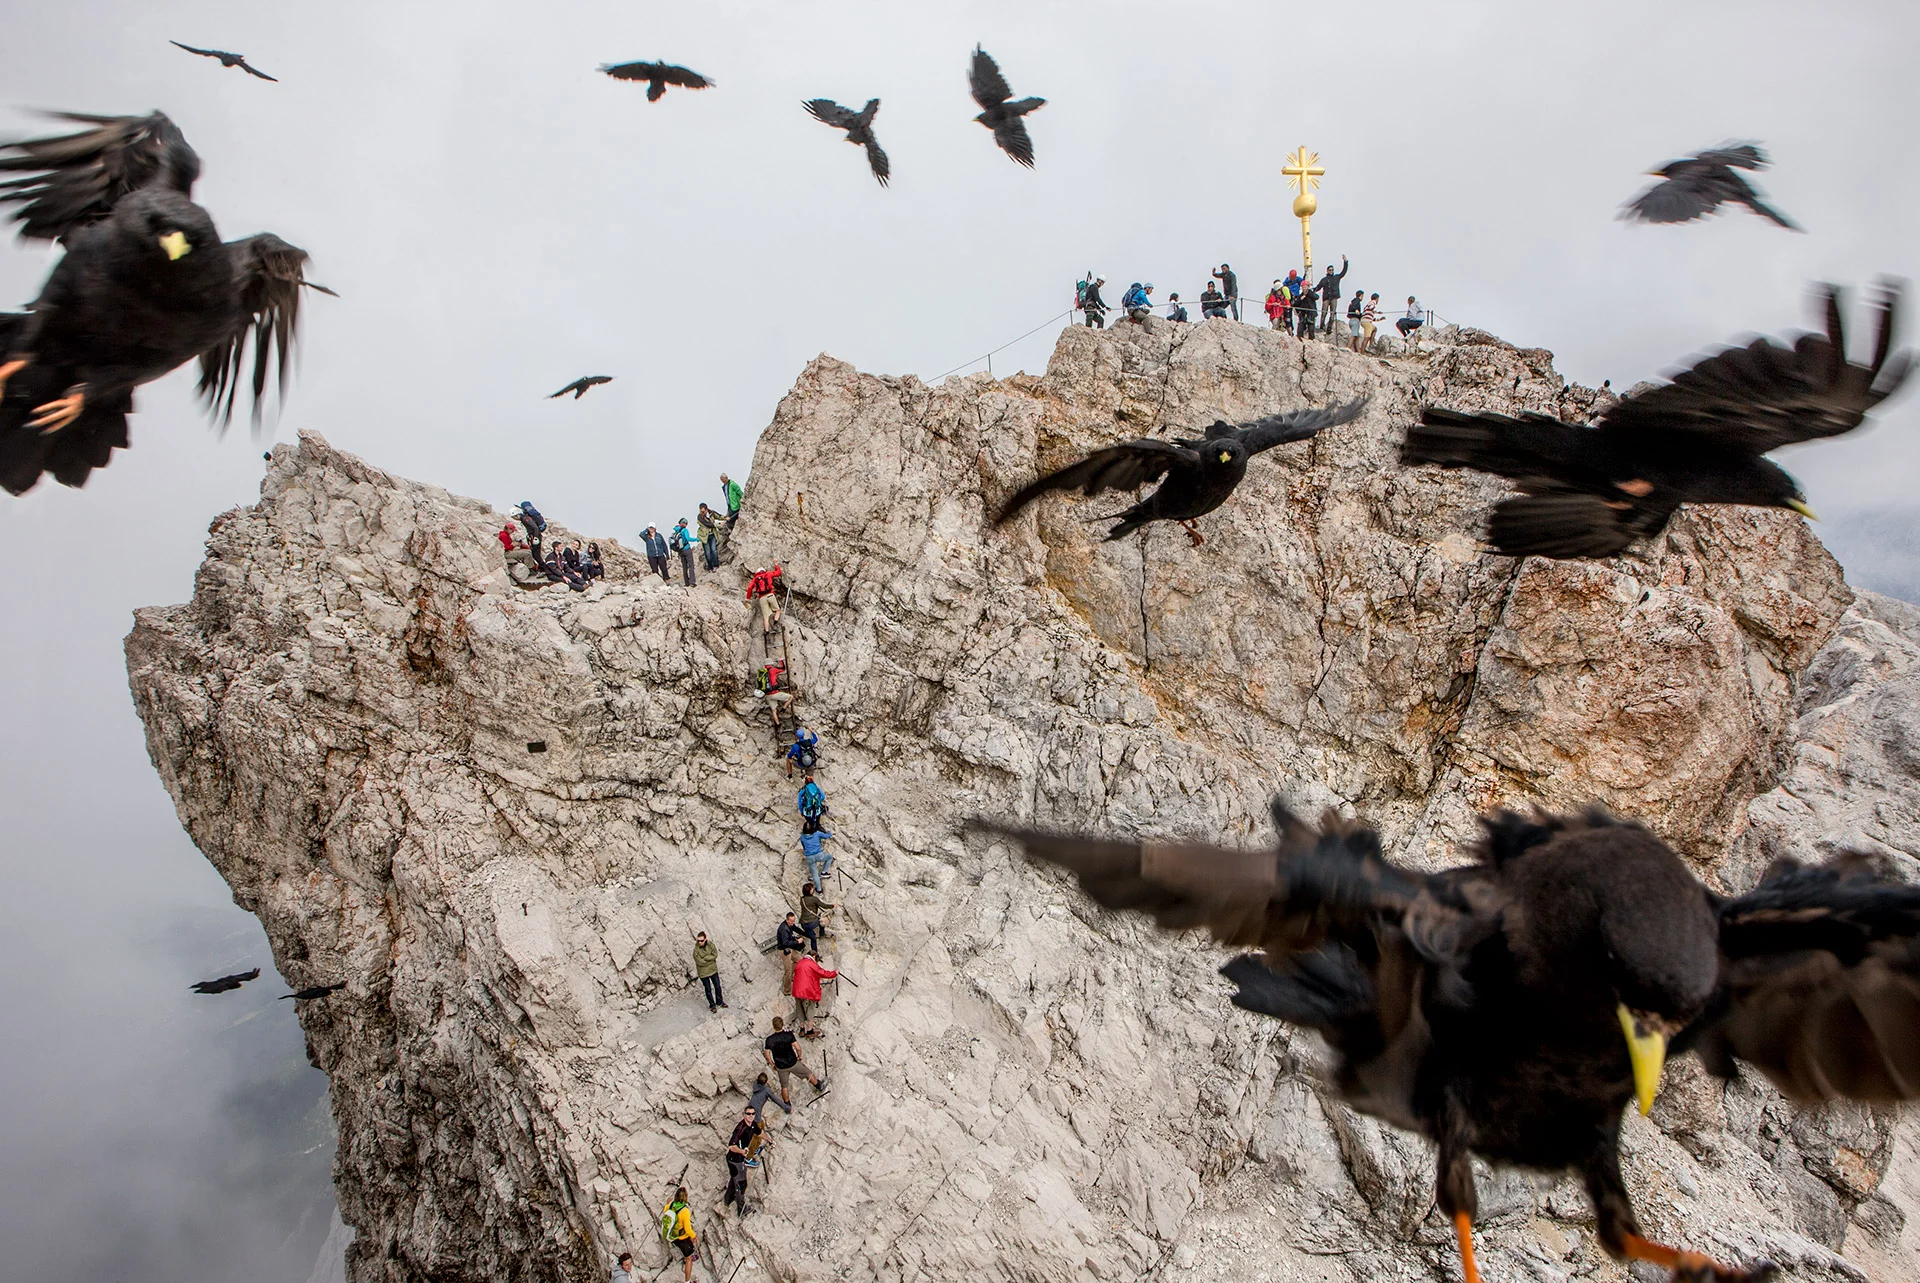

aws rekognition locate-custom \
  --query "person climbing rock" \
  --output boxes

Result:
[783,725,819,778]
[776,911,807,993]
[670,518,698,587]
[762,1016,827,1108]
[749,1070,791,1120]
[797,771,828,829]
[790,950,838,1036]
[691,929,725,1011]
[641,525,670,582]
[799,824,835,891]
[659,1189,699,1282]
[721,472,743,532]
[745,565,783,636]
[798,880,834,954]
[723,1107,760,1215]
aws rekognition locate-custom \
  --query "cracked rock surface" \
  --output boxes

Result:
[126,319,1913,1282]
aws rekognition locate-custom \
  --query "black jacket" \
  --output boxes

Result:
[1212,267,1238,298]
[777,921,805,953]
[1317,262,1348,301]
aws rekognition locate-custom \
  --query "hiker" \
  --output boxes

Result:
[798,880,834,954]
[504,539,541,586]
[797,771,828,828]
[1362,293,1382,349]
[799,825,835,893]
[721,473,743,532]
[1316,255,1350,334]
[545,546,587,592]
[791,951,838,1036]
[612,1250,636,1283]
[1201,283,1229,320]
[660,1190,700,1282]
[1211,263,1240,320]
[496,523,517,554]
[1263,281,1287,330]
[749,1070,791,1123]
[1081,277,1107,328]
[723,1106,760,1214]
[691,929,726,1011]
[641,525,670,582]
[1165,292,1188,323]
[515,501,547,550]
[1347,289,1367,352]
[783,725,819,778]
[1292,275,1315,340]
[1074,269,1094,321]
[583,542,605,581]
[1121,282,1153,324]
[762,1015,828,1108]
[562,541,583,573]
[697,504,722,571]
[776,912,807,993]
[745,565,783,636]
[670,518,698,587]
[1398,296,1425,341]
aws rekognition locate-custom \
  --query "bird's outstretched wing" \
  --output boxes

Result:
[969,46,1013,109]
[992,119,1035,168]
[865,140,890,186]
[1599,284,1911,454]
[189,967,261,994]
[601,61,713,89]
[1400,406,1612,490]
[1696,143,1768,170]
[1690,855,1920,1103]
[993,437,1198,523]
[170,41,225,59]
[237,59,278,83]
[1484,491,1671,559]
[1622,177,1720,225]
[0,110,200,240]
[196,234,328,428]
[1231,398,1368,454]
[803,98,859,130]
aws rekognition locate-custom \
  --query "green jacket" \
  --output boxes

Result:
[693,941,719,977]
[723,479,743,514]
[697,511,720,539]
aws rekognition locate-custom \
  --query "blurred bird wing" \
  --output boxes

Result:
[170,41,223,57]
[601,61,665,81]
[1485,491,1664,559]
[865,139,890,185]
[970,46,1013,109]
[196,233,323,429]
[992,119,1036,168]
[1233,398,1368,454]
[0,110,200,240]
[1622,176,1719,224]
[1700,857,1920,1103]
[1696,143,1768,170]
[1598,284,1912,452]
[656,63,712,88]
[804,99,859,130]
[993,438,1196,522]
[549,379,586,398]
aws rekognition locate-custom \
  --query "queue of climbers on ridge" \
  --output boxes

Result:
[494,472,746,591]
[1075,260,1429,355]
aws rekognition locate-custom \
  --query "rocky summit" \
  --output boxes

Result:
[125,318,1916,1283]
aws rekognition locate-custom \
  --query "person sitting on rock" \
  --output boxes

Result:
[783,725,819,778]
[776,911,807,993]
[762,1016,827,1110]
[505,539,541,587]
[496,523,517,555]
[1204,283,1231,321]
[798,880,834,954]
[790,950,838,1036]
[583,542,605,581]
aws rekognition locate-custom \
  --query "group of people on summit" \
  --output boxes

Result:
[641,473,743,588]
[1075,259,1427,353]
[496,473,745,591]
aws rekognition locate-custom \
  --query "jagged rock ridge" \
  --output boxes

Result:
[126,319,1915,1283]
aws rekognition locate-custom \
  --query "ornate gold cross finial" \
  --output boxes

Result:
[1283,146,1324,277]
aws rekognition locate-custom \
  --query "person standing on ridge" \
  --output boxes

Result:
[1347,288,1367,352]
[670,518,698,587]
[697,503,722,571]
[1293,275,1316,340]
[1264,281,1287,330]
[1362,293,1382,349]
[515,501,547,553]
[762,1016,828,1108]
[691,929,725,1011]
[721,473,743,534]
[1211,263,1240,320]
[1081,277,1108,328]
[641,525,670,582]
[1316,255,1349,335]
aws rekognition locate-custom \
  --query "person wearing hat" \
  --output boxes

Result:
[1082,277,1108,328]
[1123,282,1155,324]
[669,518,698,587]
[640,524,670,581]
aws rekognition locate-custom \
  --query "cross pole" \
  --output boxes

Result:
[1282,146,1325,279]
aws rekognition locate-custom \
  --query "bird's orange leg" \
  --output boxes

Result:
[1182,520,1205,547]
[0,356,28,398]
[31,384,86,434]
[1619,1233,1776,1282]
[1453,1212,1482,1283]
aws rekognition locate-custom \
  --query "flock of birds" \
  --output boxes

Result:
[188,967,344,1002]
[1,37,1916,1283]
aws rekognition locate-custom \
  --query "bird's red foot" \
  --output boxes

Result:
[1621,1234,1778,1283]
[1453,1212,1482,1283]
[0,356,27,398]
[31,384,86,434]
[1183,521,1205,547]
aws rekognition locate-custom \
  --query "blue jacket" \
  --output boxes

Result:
[786,730,819,763]
[797,781,826,817]
[670,524,694,551]
[1122,284,1147,310]
[641,530,668,558]
[800,828,834,857]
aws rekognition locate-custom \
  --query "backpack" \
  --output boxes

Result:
[799,785,825,818]
[794,743,818,769]
[660,1201,686,1241]
[519,505,546,533]
[1075,279,1088,309]
[757,662,785,693]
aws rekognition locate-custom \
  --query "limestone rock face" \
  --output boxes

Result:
[125,319,1913,1283]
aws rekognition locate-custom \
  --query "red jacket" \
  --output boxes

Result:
[791,955,837,1002]
[746,565,783,602]
[497,527,516,552]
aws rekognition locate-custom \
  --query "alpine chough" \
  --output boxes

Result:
[190,967,261,995]
[978,803,1920,1283]
[1399,284,1910,558]
[1623,143,1797,230]
[600,61,713,102]
[280,982,347,1001]
[0,111,334,494]
[802,98,889,187]
[968,46,1045,168]
[550,375,613,400]
[994,400,1367,544]
[170,42,277,82]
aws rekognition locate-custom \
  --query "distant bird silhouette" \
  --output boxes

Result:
[996,400,1367,545]
[980,801,1920,1283]
[170,42,277,82]
[280,982,347,1001]
[1400,284,1910,558]
[1623,143,1797,229]
[190,968,260,994]
[802,99,889,186]
[968,47,1045,167]
[0,111,333,494]
[600,61,713,102]
[550,375,612,400]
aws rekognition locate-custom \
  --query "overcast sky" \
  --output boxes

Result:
[1,3,1914,1279]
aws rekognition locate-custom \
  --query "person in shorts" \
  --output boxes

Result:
[762,1016,827,1106]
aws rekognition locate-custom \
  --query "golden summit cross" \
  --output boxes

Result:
[1283,146,1324,277]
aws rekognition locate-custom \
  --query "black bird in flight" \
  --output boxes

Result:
[170,42,278,82]
[550,375,612,400]
[981,802,1920,1283]
[802,99,889,186]
[1622,143,1797,230]
[600,61,713,102]
[280,982,347,1001]
[0,111,334,495]
[190,968,261,995]
[1399,284,1911,559]
[995,401,1367,545]
[968,46,1045,168]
